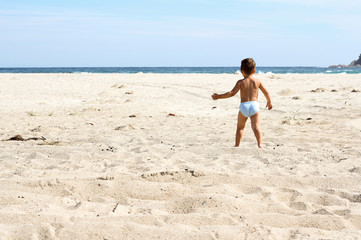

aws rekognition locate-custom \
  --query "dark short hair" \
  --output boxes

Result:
[241,58,256,75]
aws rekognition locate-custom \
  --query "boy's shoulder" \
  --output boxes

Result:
[237,77,249,82]
[237,76,261,83]
[236,78,245,86]
[250,76,262,84]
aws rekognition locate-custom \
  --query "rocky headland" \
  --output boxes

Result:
[329,54,361,68]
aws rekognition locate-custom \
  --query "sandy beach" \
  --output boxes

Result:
[0,73,360,239]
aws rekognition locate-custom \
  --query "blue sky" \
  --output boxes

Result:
[1,0,360,67]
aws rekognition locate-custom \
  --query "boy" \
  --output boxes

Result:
[212,58,272,148]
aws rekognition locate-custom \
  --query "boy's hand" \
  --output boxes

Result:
[212,93,219,100]
[266,102,273,110]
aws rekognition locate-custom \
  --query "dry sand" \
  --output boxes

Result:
[0,73,360,239]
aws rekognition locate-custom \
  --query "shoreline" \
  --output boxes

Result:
[1,66,361,75]
[1,72,361,76]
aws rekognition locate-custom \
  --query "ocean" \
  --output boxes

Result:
[0,67,361,74]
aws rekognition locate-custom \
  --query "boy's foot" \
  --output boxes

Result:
[258,144,263,148]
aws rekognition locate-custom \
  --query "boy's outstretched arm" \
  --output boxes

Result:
[212,81,240,100]
[259,81,273,110]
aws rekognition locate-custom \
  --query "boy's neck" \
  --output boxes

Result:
[243,73,253,78]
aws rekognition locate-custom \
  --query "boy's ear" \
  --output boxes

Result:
[253,68,256,74]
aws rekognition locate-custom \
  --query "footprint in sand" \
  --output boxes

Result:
[337,192,361,203]
[26,152,47,160]
[36,223,57,240]
[333,209,351,217]
[312,208,332,215]
[349,167,361,175]
[290,202,307,211]
[278,88,296,96]
[52,152,70,160]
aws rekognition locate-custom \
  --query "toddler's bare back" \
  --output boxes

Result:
[239,77,261,103]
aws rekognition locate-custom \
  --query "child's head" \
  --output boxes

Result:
[241,58,256,76]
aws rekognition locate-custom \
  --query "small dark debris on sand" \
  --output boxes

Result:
[115,125,135,130]
[348,167,361,175]
[311,88,326,92]
[129,115,136,118]
[5,134,46,141]
[102,146,117,152]
[212,106,217,109]
[141,169,204,179]
[97,176,114,180]
[292,96,300,100]
[306,118,312,120]
[112,84,125,89]
[331,89,338,92]
[351,89,360,92]
[30,126,41,132]
[112,203,119,212]
[7,135,24,141]
[125,91,134,94]
[168,113,176,117]
[86,123,94,125]
[281,119,291,125]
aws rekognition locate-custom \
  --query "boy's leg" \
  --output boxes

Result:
[250,112,262,148]
[235,111,247,147]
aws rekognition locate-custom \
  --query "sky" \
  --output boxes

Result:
[0,0,360,67]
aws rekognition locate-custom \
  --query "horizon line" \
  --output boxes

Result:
[0,66,331,68]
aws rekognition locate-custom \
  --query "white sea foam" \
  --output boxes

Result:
[73,71,91,74]
[258,71,273,75]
